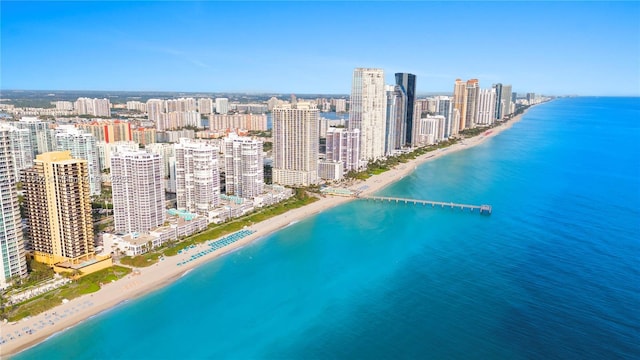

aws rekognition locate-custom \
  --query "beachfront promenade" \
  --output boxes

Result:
[359,195,492,215]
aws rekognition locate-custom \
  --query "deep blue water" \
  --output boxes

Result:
[16,97,640,359]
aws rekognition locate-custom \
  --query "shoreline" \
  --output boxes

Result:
[0,105,535,357]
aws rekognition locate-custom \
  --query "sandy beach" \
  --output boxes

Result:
[0,108,531,357]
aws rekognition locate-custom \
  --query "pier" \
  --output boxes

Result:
[359,195,492,215]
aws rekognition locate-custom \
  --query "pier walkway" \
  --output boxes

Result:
[358,195,492,215]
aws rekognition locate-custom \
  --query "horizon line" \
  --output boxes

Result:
[1,89,637,98]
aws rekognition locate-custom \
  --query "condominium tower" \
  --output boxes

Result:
[476,88,497,126]
[349,68,386,162]
[325,127,360,172]
[55,129,102,196]
[174,139,221,215]
[215,98,229,114]
[272,102,319,186]
[14,117,54,155]
[501,85,513,117]
[384,85,406,155]
[452,79,466,134]
[111,150,166,234]
[464,79,480,129]
[22,151,94,266]
[0,124,33,180]
[0,126,28,288]
[224,134,264,199]
[395,73,417,146]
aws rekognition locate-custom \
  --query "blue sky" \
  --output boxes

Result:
[1,1,639,95]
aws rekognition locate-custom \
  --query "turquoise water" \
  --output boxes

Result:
[16,97,640,359]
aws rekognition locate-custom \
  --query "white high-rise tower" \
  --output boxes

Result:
[0,126,28,288]
[174,139,221,215]
[476,88,497,126]
[56,129,102,196]
[111,150,166,234]
[224,134,264,199]
[349,68,386,163]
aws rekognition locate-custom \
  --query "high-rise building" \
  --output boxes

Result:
[349,68,386,162]
[224,134,264,199]
[157,111,200,131]
[435,96,453,139]
[476,88,497,126]
[166,98,197,112]
[111,150,166,234]
[22,151,95,266]
[502,85,513,117]
[272,102,319,186]
[146,143,177,193]
[174,139,221,215]
[0,125,34,180]
[146,99,166,123]
[492,83,504,120]
[267,97,281,112]
[0,127,28,288]
[15,117,55,155]
[325,127,360,172]
[527,93,536,103]
[96,141,139,170]
[333,98,347,113]
[55,129,102,196]
[416,115,446,145]
[464,79,480,129]
[395,73,416,146]
[132,127,156,146]
[197,98,213,115]
[55,101,74,111]
[74,98,111,117]
[384,85,406,155]
[452,79,466,132]
[126,101,147,113]
[215,98,229,114]
[76,120,133,143]
[209,114,268,132]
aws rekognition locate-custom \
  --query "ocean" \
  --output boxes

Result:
[15,97,640,359]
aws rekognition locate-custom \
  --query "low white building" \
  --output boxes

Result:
[318,160,343,181]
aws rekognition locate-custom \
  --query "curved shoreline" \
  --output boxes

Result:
[0,105,537,357]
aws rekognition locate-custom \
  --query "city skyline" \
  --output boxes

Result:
[2,2,639,96]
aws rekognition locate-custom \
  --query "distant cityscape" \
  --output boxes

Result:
[0,68,549,295]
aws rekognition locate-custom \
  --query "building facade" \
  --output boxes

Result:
[55,129,102,196]
[452,79,466,134]
[0,125,34,180]
[476,88,497,126]
[464,79,480,129]
[0,127,28,288]
[325,127,360,172]
[224,134,264,199]
[215,98,229,114]
[272,102,319,186]
[74,97,111,117]
[111,150,166,234]
[76,120,132,143]
[395,73,417,146]
[502,85,513,117]
[175,139,221,215]
[384,85,406,155]
[349,68,386,163]
[23,151,95,266]
[15,117,55,156]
